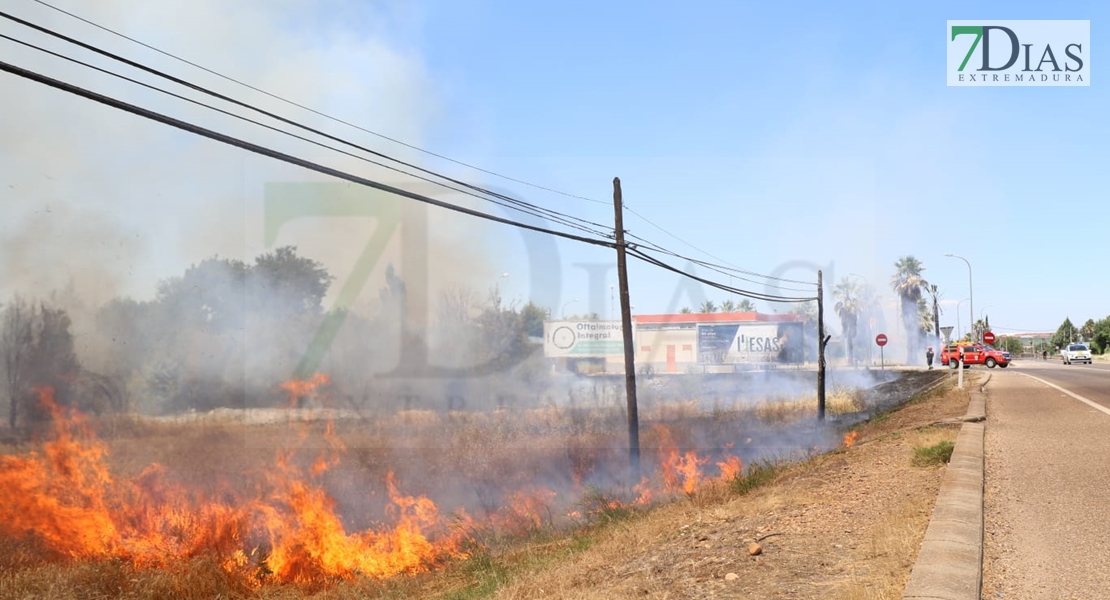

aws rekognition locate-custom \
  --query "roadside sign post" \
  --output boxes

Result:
[958,350,964,389]
[875,334,888,370]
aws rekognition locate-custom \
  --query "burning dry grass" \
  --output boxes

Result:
[0,372,944,598]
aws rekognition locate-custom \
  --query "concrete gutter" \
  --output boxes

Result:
[901,377,987,600]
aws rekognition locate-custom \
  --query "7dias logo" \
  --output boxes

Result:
[947,20,1090,86]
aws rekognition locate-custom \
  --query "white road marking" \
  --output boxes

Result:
[1017,372,1110,417]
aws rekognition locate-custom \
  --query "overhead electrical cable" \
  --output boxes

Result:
[2,57,819,305]
[2,9,821,302]
[31,0,612,206]
[627,247,817,303]
[0,32,610,239]
[0,10,615,239]
[625,241,816,293]
[15,2,809,290]
[0,59,618,250]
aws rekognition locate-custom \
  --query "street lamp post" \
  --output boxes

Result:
[956,297,970,340]
[561,299,578,319]
[979,304,993,334]
[945,254,973,342]
[848,273,872,367]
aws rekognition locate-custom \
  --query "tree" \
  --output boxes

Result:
[924,283,941,345]
[1091,317,1110,354]
[919,298,934,334]
[249,245,335,317]
[1051,317,1078,351]
[156,256,248,332]
[679,307,692,314]
[1081,318,1096,342]
[1,300,81,428]
[891,256,928,363]
[737,299,757,312]
[519,302,550,338]
[719,299,736,313]
[998,336,1024,355]
[155,247,334,333]
[698,300,718,314]
[2,297,33,429]
[832,278,860,365]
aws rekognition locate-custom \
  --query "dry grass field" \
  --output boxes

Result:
[0,370,966,599]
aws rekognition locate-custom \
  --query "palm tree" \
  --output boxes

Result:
[891,256,928,363]
[924,283,941,346]
[833,278,860,365]
[679,307,692,314]
[736,299,757,312]
[699,300,718,314]
[719,299,736,313]
[917,297,933,334]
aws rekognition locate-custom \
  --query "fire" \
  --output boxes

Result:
[494,487,557,535]
[652,425,709,495]
[632,476,653,506]
[716,455,743,481]
[0,385,473,587]
[259,469,471,584]
[843,430,860,447]
[280,373,331,408]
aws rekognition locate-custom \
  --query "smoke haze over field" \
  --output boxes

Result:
[0,0,504,316]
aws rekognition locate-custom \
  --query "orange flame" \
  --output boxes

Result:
[280,373,331,408]
[843,431,859,447]
[632,476,653,506]
[716,455,743,481]
[652,425,709,495]
[492,487,557,535]
[0,386,473,587]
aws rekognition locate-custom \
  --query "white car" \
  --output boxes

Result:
[1062,343,1093,365]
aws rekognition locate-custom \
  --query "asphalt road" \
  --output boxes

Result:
[1007,358,1110,407]
[980,359,1110,599]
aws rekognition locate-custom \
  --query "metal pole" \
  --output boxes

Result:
[612,177,640,477]
[946,254,973,342]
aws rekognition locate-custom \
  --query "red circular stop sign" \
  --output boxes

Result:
[875,334,888,347]
[983,331,996,345]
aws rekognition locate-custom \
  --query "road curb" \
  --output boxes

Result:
[901,378,987,600]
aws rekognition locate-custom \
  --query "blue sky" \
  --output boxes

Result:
[1,0,1106,340]
[409,0,1108,334]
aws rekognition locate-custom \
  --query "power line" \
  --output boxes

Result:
[21,1,809,291]
[625,240,816,293]
[29,0,611,206]
[0,10,616,239]
[2,12,821,304]
[7,6,812,296]
[627,247,817,303]
[1,58,819,308]
[623,206,813,286]
[0,59,619,251]
[0,31,611,240]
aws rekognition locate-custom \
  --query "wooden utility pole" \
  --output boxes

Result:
[612,177,640,477]
[817,270,827,421]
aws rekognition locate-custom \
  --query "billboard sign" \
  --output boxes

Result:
[697,322,805,364]
[543,320,625,358]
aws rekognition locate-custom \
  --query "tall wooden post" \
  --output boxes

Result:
[817,270,826,421]
[613,177,640,477]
